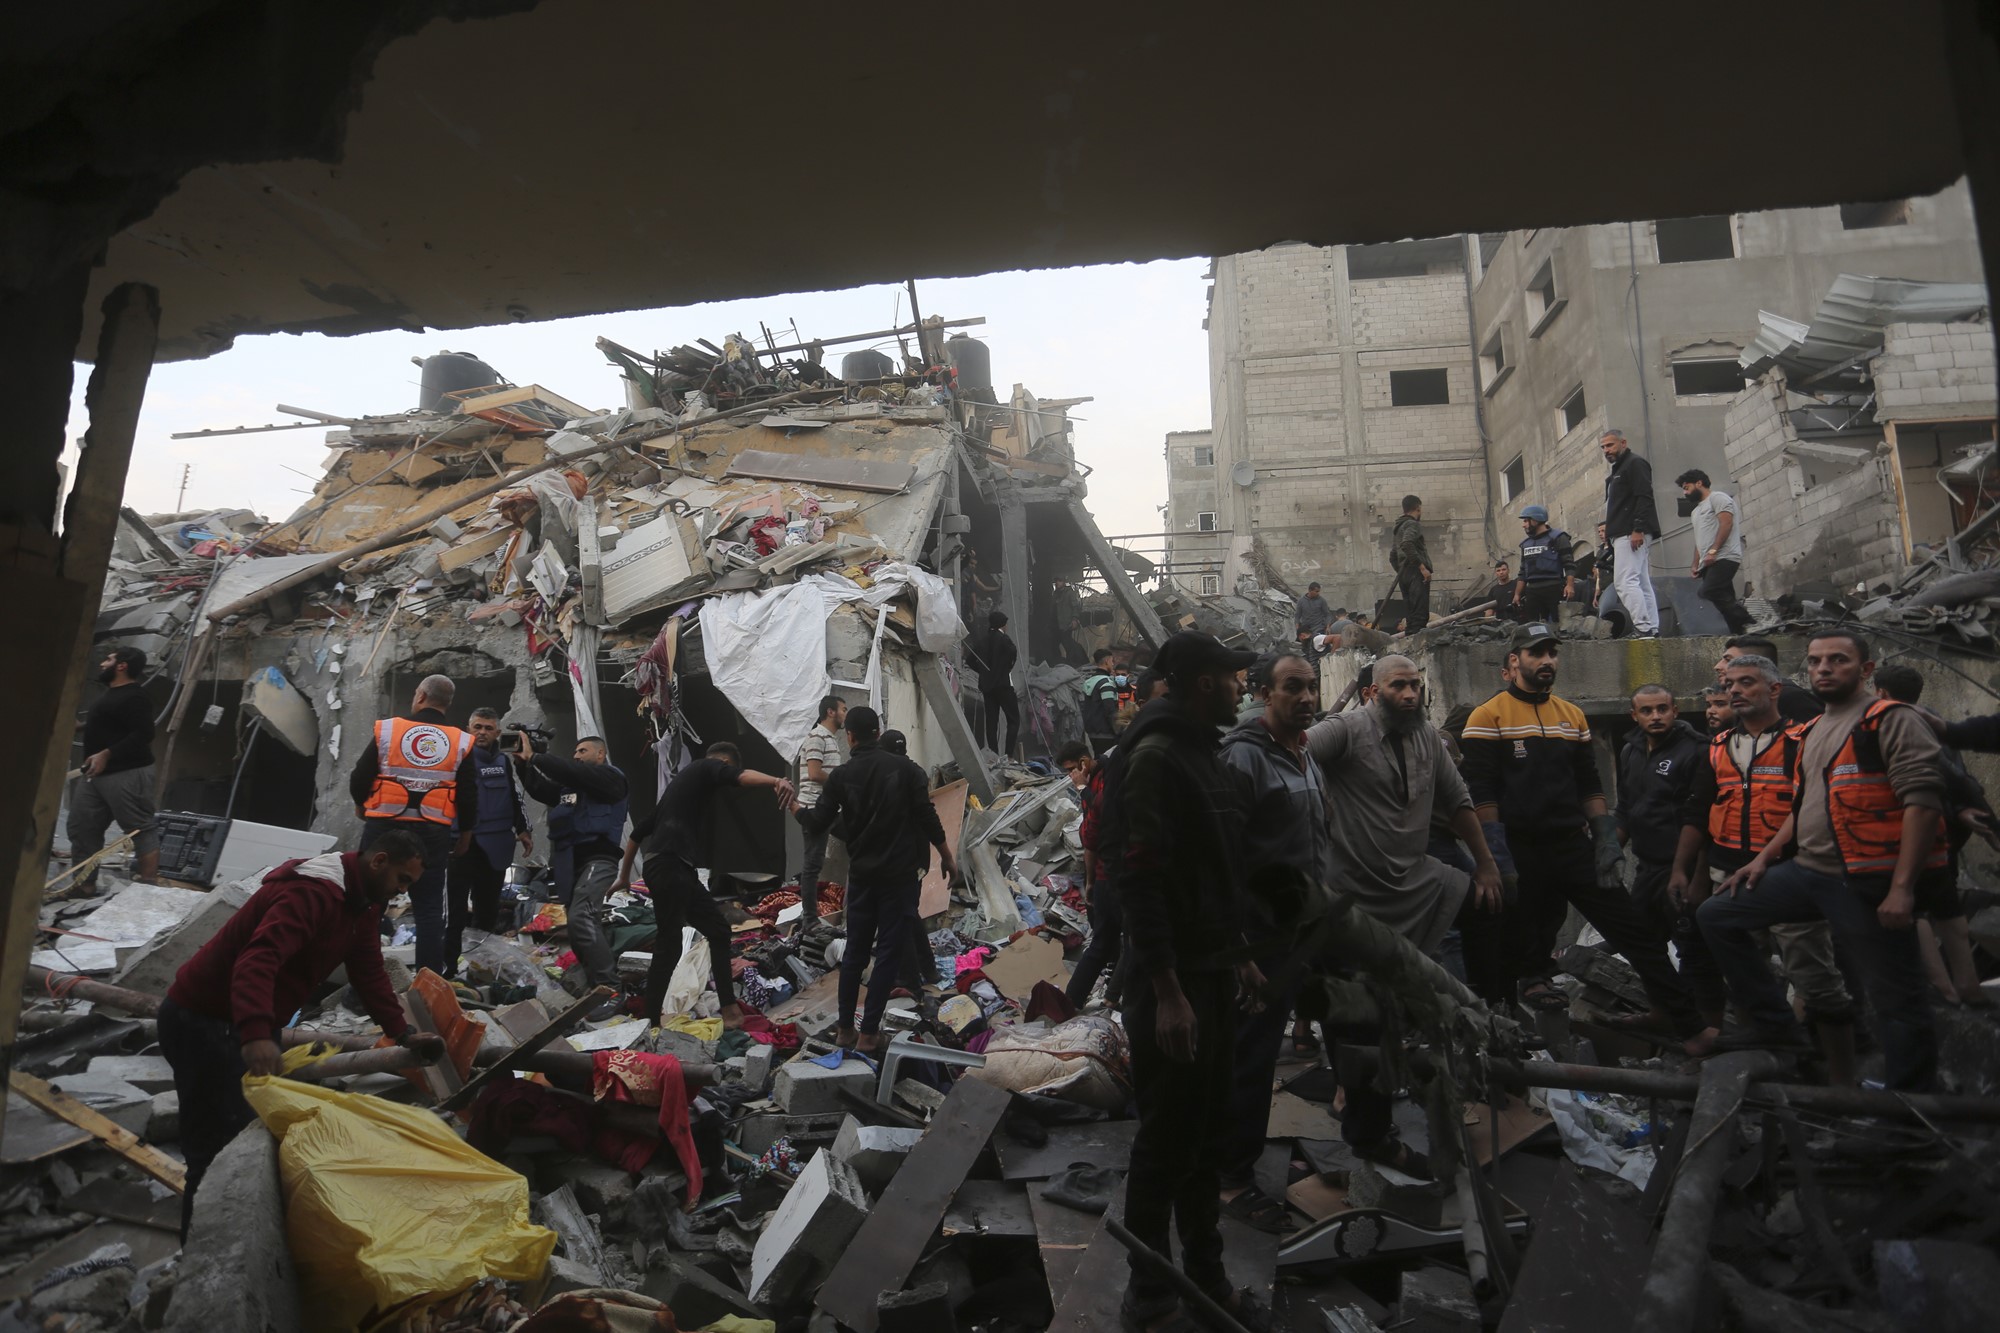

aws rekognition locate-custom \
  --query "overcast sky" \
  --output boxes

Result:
[65,259,1210,545]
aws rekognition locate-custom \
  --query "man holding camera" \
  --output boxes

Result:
[509,729,630,1020]
[350,673,479,975]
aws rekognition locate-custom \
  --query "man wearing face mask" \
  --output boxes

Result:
[69,646,160,887]
[1116,632,1269,1333]
[1305,654,1504,1177]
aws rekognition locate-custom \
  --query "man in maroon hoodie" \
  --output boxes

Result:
[159,828,441,1234]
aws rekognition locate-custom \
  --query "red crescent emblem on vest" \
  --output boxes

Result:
[400,724,453,768]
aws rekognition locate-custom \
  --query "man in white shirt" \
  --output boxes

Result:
[1676,468,1753,634]
[793,694,847,921]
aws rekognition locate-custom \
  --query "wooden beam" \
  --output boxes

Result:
[1066,500,1167,650]
[437,986,611,1114]
[0,283,157,1148]
[10,1071,186,1193]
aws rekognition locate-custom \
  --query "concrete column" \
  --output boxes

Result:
[998,496,1031,693]
[1331,246,1371,593]
[1066,500,1166,650]
[0,282,159,1144]
[913,654,995,805]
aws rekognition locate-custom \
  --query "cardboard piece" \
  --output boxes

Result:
[1467,1094,1556,1166]
[1285,1174,1351,1222]
[980,933,1067,1001]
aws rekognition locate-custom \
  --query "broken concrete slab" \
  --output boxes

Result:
[830,1115,923,1196]
[642,1254,774,1329]
[45,1071,152,1136]
[84,1054,175,1094]
[164,1123,302,1333]
[742,1042,775,1095]
[774,1054,877,1115]
[108,877,255,1001]
[146,1090,179,1143]
[748,1148,870,1307]
[541,1157,636,1219]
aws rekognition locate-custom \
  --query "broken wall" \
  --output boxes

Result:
[1722,377,1904,597]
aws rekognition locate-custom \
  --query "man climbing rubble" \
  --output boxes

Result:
[446,707,531,969]
[513,731,630,1021]
[1116,630,1271,1333]
[620,742,793,1028]
[349,672,479,975]
[1305,652,1503,1179]
[158,827,442,1236]
[799,705,956,1055]
[1459,622,1716,1053]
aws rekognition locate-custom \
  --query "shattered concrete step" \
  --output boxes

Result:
[748,1148,869,1307]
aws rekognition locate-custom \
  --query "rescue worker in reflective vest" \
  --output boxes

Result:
[1670,655,1855,1082]
[1511,505,1576,626]
[446,708,532,972]
[1699,629,1945,1091]
[348,673,479,975]
[511,730,630,1021]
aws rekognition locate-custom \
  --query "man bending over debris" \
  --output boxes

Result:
[514,731,630,1021]
[621,743,793,1029]
[158,827,441,1235]
[800,705,956,1054]
[1117,631,1270,1333]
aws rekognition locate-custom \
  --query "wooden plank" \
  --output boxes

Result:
[437,527,512,572]
[918,780,970,918]
[814,1075,1012,1332]
[1027,1180,1107,1307]
[724,449,916,494]
[1044,1178,1132,1333]
[437,986,611,1114]
[8,1071,185,1193]
[941,1178,1036,1238]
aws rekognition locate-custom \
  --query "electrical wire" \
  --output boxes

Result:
[223,718,262,822]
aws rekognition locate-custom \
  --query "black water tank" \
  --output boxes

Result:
[418,351,503,412]
[944,334,992,395]
[841,348,895,382]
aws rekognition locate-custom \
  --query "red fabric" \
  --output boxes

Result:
[954,967,989,996]
[464,1078,599,1160]
[593,1051,702,1205]
[1024,980,1077,1024]
[749,516,788,555]
[739,1015,802,1050]
[166,854,407,1045]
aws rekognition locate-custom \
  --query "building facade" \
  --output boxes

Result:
[1470,184,1987,585]
[1160,428,1223,596]
[1192,239,1493,616]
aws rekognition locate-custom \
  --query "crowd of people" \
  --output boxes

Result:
[1292,429,1760,644]
[1042,620,1990,1332]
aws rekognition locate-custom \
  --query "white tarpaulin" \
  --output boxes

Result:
[698,580,837,762]
[858,562,966,652]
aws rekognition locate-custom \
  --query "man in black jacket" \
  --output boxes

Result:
[975,610,1020,757]
[800,706,955,1054]
[513,732,629,1020]
[1117,631,1270,1333]
[1601,429,1662,637]
[1392,494,1432,632]
[1614,685,1722,1029]
[70,646,161,887]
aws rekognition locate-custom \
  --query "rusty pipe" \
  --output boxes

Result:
[282,1045,433,1083]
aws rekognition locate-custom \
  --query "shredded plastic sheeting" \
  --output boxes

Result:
[244,1051,554,1332]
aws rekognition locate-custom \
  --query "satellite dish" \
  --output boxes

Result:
[1231,461,1256,487]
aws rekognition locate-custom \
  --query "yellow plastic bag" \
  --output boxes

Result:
[243,1064,556,1332]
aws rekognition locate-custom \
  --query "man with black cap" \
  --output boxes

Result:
[975,610,1020,757]
[1512,505,1576,626]
[1116,631,1271,1332]
[1459,622,1716,1054]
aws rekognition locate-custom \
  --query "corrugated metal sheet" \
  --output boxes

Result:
[1740,274,1988,381]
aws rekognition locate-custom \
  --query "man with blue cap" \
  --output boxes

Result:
[1512,504,1577,626]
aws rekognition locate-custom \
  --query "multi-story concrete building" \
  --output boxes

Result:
[1160,428,1223,595]
[1470,184,1987,585]
[1191,239,1492,616]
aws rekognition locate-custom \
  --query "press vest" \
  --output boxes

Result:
[1708,723,1801,855]
[471,747,519,838]
[365,718,473,825]
[547,762,629,850]
[1518,527,1570,583]
[1807,699,1949,876]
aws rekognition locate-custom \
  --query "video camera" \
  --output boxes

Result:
[505,722,553,755]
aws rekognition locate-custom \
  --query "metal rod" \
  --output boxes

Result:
[1635,1051,1775,1333]
[1103,1217,1257,1333]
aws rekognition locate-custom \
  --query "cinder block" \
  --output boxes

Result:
[748,1149,870,1307]
[830,1115,923,1196]
[742,1043,775,1095]
[110,877,255,1001]
[147,1090,180,1143]
[541,1255,602,1300]
[642,1254,772,1328]
[773,1056,876,1115]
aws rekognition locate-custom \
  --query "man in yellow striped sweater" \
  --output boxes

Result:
[1458,622,1717,1055]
